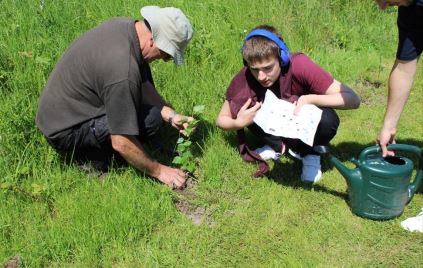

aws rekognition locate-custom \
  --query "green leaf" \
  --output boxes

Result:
[184,162,195,173]
[177,137,185,144]
[176,144,188,153]
[172,156,183,164]
[183,151,193,158]
[181,140,192,147]
[185,128,193,137]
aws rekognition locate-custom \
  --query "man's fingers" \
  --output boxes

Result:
[381,144,389,157]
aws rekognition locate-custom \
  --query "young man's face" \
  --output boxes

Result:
[248,56,281,88]
[375,0,413,9]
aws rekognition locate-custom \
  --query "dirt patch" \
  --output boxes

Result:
[3,256,21,268]
[359,78,382,89]
[175,200,208,225]
[174,177,209,225]
[353,78,385,106]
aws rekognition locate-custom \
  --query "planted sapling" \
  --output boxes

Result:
[172,105,204,173]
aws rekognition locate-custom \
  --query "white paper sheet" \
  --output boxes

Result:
[253,90,322,146]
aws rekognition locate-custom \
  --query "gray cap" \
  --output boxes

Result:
[140,6,193,65]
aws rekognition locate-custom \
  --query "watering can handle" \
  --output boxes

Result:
[359,144,423,196]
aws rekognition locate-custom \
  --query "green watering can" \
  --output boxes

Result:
[316,144,423,220]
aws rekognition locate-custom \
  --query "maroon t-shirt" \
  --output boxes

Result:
[225,53,334,118]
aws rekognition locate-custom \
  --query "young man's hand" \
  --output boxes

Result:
[293,95,311,115]
[236,98,261,128]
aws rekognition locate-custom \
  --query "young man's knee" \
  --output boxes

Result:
[315,108,340,143]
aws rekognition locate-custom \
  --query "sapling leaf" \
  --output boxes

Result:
[185,126,194,136]
[182,150,193,158]
[180,117,189,124]
[181,140,192,147]
[172,156,183,164]
[176,145,187,154]
[184,163,195,173]
[172,105,206,174]
[186,162,196,172]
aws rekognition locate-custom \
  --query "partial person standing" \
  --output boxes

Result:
[374,0,423,156]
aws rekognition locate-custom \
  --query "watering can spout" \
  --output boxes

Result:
[329,155,362,188]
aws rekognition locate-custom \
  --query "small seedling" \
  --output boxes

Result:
[172,105,204,173]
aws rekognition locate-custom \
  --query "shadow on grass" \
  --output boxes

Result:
[148,119,216,166]
[266,158,349,202]
[223,130,423,199]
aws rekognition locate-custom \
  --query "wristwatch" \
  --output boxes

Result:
[168,111,177,124]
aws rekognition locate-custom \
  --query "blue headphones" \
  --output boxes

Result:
[242,29,290,67]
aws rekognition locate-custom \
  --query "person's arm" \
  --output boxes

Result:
[216,99,261,130]
[377,59,417,156]
[111,134,187,188]
[294,79,360,114]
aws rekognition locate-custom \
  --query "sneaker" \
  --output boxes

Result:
[301,154,322,183]
[255,145,283,161]
[400,208,423,232]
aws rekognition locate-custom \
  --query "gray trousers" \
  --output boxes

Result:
[46,105,163,171]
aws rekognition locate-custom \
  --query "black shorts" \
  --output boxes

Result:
[396,5,423,60]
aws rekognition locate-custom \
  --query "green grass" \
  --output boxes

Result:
[1,0,422,267]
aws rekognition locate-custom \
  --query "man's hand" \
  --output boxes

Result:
[376,128,396,157]
[111,134,187,189]
[170,113,195,136]
[154,164,188,189]
[236,98,261,128]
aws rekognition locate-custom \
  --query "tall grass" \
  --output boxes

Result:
[1,0,422,266]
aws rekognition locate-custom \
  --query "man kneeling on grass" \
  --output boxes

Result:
[36,6,193,189]
[216,25,360,183]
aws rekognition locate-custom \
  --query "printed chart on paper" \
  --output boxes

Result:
[253,90,322,146]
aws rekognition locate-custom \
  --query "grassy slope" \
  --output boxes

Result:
[0,0,422,266]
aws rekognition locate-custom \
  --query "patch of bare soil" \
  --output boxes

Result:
[174,177,209,225]
[353,78,385,106]
[3,256,21,268]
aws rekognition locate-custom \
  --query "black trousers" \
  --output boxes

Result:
[46,105,163,170]
[248,107,340,156]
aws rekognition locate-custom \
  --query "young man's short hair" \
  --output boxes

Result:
[242,25,284,65]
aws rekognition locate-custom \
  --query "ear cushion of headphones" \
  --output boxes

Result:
[243,29,290,67]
